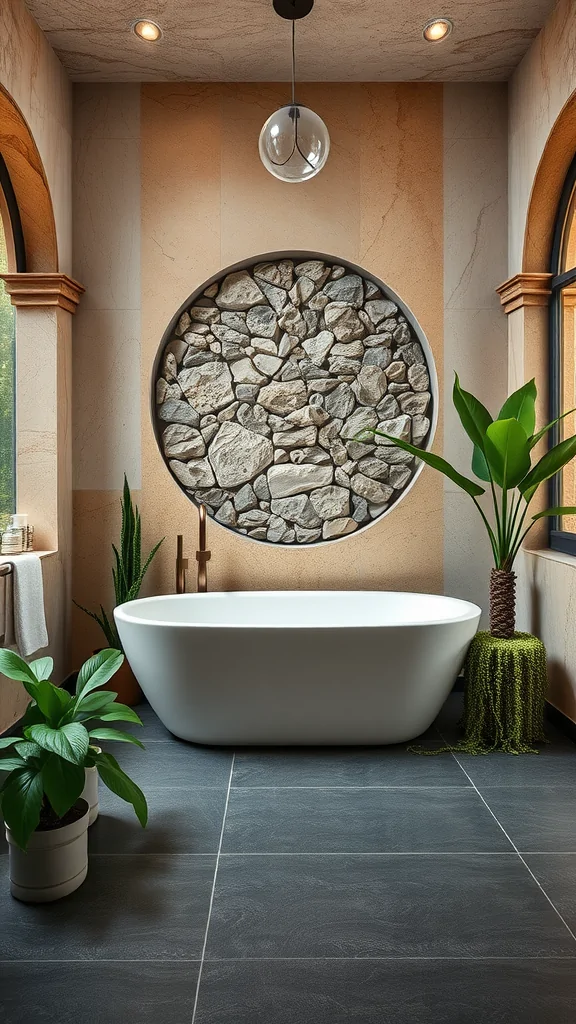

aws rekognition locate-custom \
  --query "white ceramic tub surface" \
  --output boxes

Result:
[114,591,480,745]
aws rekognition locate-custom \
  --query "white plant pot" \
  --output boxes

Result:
[6,799,89,903]
[81,747,102,825]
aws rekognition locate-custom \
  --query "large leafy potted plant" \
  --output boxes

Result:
[362,376,576,638]
[0,648,147,902]
[74,476,164,704]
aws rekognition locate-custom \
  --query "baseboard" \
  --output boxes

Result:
[545,702,576,745]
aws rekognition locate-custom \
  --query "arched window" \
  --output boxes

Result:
[0,154,25,519]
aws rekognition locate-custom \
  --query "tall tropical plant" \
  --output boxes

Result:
[0,648,147,850]
[75,476,164,649]
[361,375,576,639]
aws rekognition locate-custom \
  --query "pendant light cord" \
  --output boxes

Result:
[291,19,296,105]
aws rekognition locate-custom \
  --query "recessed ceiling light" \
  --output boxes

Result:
[132,19,162,41]
[423,17,453,42]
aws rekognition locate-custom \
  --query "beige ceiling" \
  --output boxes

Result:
[25,0,556,82]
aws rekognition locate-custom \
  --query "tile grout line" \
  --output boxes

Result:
[441,734,576,947]
[3,955,576,964]
[191,752,235,1024]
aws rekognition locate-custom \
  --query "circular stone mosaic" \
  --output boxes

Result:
[153,253,436,545]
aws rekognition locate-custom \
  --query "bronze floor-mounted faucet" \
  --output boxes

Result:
[176,503,211,594]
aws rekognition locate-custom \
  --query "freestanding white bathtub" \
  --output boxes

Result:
[114,591,480,745]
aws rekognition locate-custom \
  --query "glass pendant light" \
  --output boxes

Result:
[259,0,330,183]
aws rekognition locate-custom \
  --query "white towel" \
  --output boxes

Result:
[1,554,48,657]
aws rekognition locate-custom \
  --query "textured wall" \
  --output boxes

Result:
[72,81,508,663]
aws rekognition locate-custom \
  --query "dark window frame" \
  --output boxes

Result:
[0,154,26,272]
[549,152,576,555]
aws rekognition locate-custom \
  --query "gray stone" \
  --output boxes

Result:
[304,307,321,335]
[399,391,431,416]
[323,274,364,308]
[247,305,278,338]
[309,485,350,520]
[267,463,333,498]
[394,323,411,345]
[374,414,412,446]
[273,426,317,449]
[351,473,394,504]
[278,304,307,340]
[308,291,330,311]
[268,414,291,432]
[237,402,271,437]
[386,360,407,383]
[279,362,302,382]
[341,407,378,441]
[210,341,222,354]
[216,271,266,310]
[363,346,392,370]
[388,383,411,395]
[322,517,357,540]
[364,299,398,325]
[294,446,331,465]
[397,342,425,366]
[187,323,211,337]
[231,357,266,386]
[351,365,387,406]
[176,311,191,335]
[201,422,219,444]
[308,378,339,395]
[271,495,322,528]
[364,280,380,300]
[259,279,289,312]
[252,338,277,355]
[299,358,330,380]
[330,439,349,465]
[346,440,373,460]
[375,447,414,466]
[352,495,370,523]
[295,525,322,543]
[253,473,271,501]
[163,352,178,381]
[248,527,268,540]
[221,311,249,334]
[182,350,217,368]
[369,502,390,519]
[211,323,247,347]
[156,378,170,403]
[178,362,234,415]
[289,277,315,306]
[335,468,350,488]
[363,333,392,348]
[357,456,389,481]
[278,334,299,358]
[204,283,219,299]
[332,340,364,358]
[267,515,292,543]
[254,260,293,290]
[259,379,307,415]
[309,392,325,408]
[196,488,229,508]
[163,424,205,460]
[324,302,365,342]
[389,465,412,489]
[157,398,200,428]
[331,265,346,279]
[285,405,330,428]
[407,363,430,392]
[412,415,431,444]
[215,500,237,527]
[209,421,274,488]
[329,355,361,377]
[319,419,343,448]
[235,384,260,403]
[220,341,244,362]
[189,305,220,324]
[376,395,400,419]
[170,458,215,489]
[237,509,270,528]
[295,260,328,283]
[166,339,188,363]
[324,382,355,419]
[302,330,335,366]
[253,353,283,377]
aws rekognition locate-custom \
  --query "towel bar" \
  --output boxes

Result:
[0,564,12,577]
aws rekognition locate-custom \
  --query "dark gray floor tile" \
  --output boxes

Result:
[525,855,576,932]
[0,962,199,1023]
[122,701,174,739]
[195,959,576,1024]
[457,744,576,788]
[222,787,510,853]
[102,737,233,788]
[0,854,215,960]
[232,743,469,788]
[481,787,576,852]
[206,854,574,959]
[89,786,227,854]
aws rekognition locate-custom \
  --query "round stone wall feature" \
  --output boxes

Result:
[153,253,436,546]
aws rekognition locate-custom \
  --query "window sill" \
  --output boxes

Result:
[523,547,576,569]
[0,550,57,561]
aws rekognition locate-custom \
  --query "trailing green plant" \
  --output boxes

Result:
[0,648,148,849]
[360,375,576,637]
[74,475,164,649]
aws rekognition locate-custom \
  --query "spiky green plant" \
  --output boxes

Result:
[75,476,164,649]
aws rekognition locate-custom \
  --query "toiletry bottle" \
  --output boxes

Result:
[1,524,23,555]
[11,514,27,551]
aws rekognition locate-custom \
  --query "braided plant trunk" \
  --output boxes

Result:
[489,568,516,639]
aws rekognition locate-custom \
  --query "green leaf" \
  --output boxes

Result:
[453,374,493,452]
[73,690,118,720]
[32,679,71,726]
[471,445,491,482]
[497,378,537,436]
[42,755,86,818]
[88,727,145,749]
[484,418,531,490]
[0,736,18,749]
[0,650,39,685]
[14,740,44,761]
[19,701,46,730]
[531,506,576,521]
[99,703,143,725]
[520,433,576,502]
[0,766,43,849]
[29,656,54,681]
[92,750,148,827]
[26,722,89,765]
[529,407,576,450]
[75,649,124,700]
[0,757,27,772]
[367,430,485,497]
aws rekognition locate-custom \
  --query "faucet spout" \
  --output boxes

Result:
[196,503,211,593]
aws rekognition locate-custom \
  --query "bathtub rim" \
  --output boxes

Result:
[114,590,481,631]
